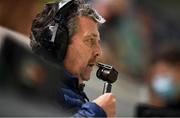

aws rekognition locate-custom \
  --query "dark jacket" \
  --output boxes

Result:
[57,69,107,117]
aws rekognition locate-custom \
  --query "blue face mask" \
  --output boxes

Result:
[152,74,180,102]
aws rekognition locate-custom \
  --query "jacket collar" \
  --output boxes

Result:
[63,69,85,92]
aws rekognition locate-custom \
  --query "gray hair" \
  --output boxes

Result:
[66,4,105,39]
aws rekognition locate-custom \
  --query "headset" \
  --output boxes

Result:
[31,0,105,64]
[31,0,82,63]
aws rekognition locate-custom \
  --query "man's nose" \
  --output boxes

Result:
[94,43,102,57]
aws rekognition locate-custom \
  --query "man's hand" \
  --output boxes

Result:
[93,93,116,117]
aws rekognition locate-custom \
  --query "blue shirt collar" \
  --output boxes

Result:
[63,68,86,91]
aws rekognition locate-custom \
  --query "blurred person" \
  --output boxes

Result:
[30,0,116,117]
[136,44,180,117]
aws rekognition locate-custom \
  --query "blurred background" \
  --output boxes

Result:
[0,0,180,117]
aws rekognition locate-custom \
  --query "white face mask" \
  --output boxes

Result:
[151,73,180,101]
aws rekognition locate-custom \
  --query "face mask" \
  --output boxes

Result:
[151,74,180,102]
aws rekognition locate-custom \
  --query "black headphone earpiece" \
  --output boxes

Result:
[31,0,80,63]
[53,0,79,61]
[54,23,69,62]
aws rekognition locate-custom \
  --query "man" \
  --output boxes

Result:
[30,0,116,117]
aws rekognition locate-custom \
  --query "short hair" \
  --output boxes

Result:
[67,3,104,39]
[150,44,180,65]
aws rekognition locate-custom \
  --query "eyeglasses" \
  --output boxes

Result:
[91,8,106,24]
[57,0,105,24]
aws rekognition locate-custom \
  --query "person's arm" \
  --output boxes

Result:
[73,93,116,117]
[73,102,107,117]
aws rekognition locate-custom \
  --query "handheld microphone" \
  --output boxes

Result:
[96,62,118,94]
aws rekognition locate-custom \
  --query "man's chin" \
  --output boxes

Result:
[80,74,91,82]
[82,76,90,81]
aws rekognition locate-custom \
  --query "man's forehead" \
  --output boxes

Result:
[77,16,97,24]
[76,16,100,39]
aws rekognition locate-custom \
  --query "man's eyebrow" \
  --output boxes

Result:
[85,33,99,39]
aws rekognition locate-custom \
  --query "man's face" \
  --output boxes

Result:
[64,16,102,83]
